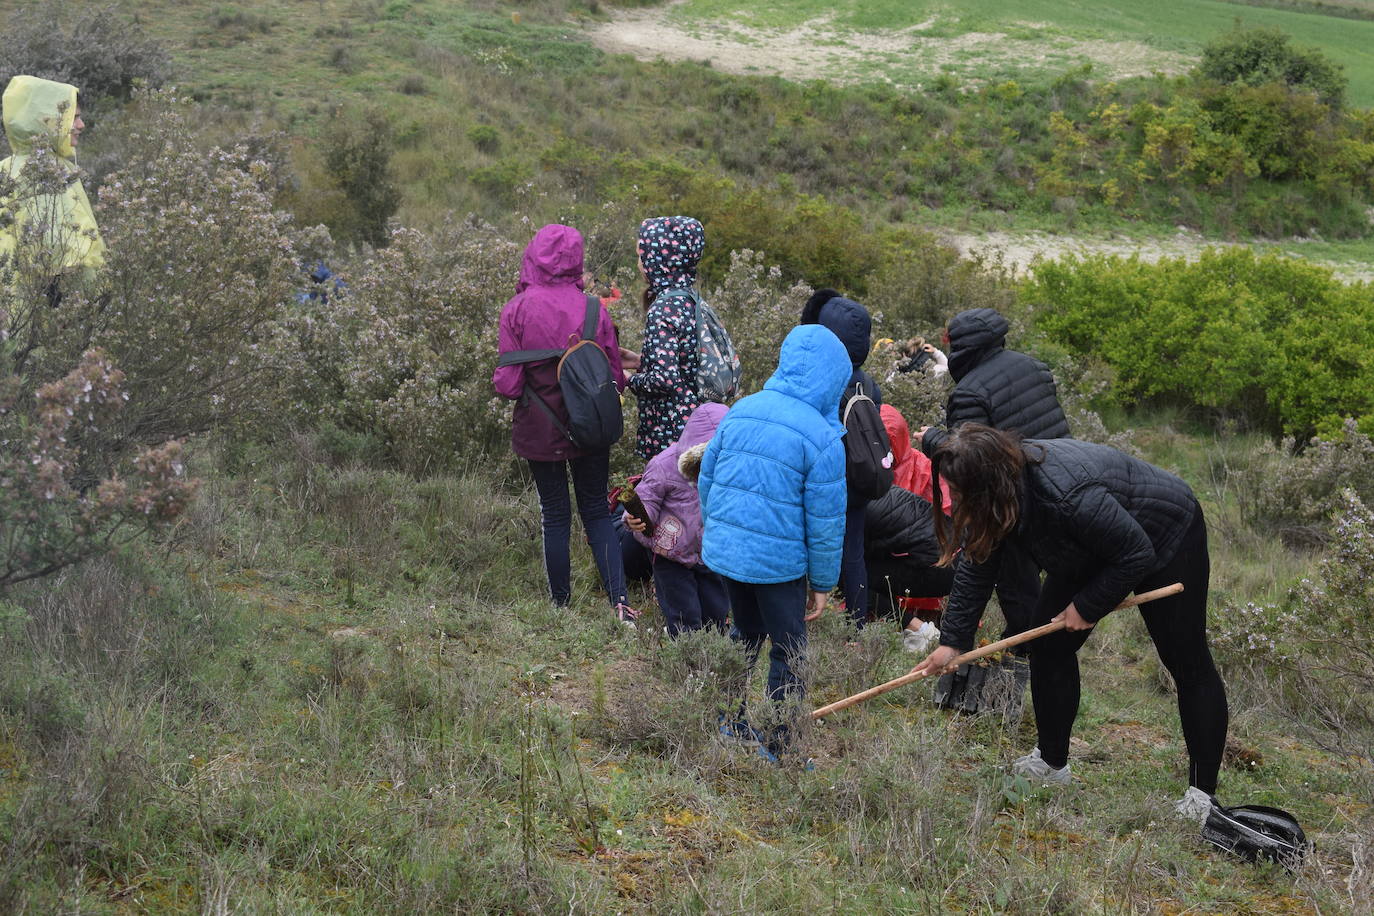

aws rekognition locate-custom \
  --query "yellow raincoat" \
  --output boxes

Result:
[0,75,105,275]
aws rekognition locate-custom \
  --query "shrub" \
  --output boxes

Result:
[1213,490,1374,762]
[700,249,811,397]
[1026,248,1374,437]
[0,2,171,112]
[1199,26,1347,108]
[35,92,300,468]
[1239,420,1374,548]
[321,109,402,247]
[0,349,197,588]
[279,216,521,472]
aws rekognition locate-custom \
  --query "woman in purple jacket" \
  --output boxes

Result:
[623,402,730,635]
[493,224,636,622]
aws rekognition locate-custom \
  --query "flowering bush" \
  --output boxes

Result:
[0,349,196,588]
[34,92,299,469]
[1214,489,1374,759]
[1239,419,1374,548]
[701,249,811,397]
[280,216,521,472]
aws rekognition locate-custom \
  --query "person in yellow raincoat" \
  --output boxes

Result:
[1,74,106,288]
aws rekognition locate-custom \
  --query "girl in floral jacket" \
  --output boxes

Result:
[625,216,705,460]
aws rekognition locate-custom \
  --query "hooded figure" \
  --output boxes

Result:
[801,288,882,415]
[493,223,626,462]
[699,324,851,758]
[919,308,1068,457]
[494,224,631,618]
[918,308,1070,702]
[882,404,949,511]
[632,401,728,568]
[630,401,731,635]
[1,75,105,277]
[699,324,849,588]
[627,215,706,460]
[800,288,883,626]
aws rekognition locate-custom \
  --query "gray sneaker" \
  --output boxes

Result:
[1011,747,1072,785]
[1175,786,1214,825]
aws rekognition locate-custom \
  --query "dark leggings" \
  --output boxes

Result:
[841,496,870,626]
[528,454,628,608]
[1029,505,1228,793]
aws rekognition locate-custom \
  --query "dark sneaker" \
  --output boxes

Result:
[717,714,764,747]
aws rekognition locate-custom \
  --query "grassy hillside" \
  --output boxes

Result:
[0,2,1371,911]
[669,0,1374,106]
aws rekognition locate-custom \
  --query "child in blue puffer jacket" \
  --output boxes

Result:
[698,324,851,762]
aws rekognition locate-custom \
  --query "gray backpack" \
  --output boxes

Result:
[660,288,742,403]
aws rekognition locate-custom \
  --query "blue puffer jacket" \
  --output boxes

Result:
[699,325,850,588]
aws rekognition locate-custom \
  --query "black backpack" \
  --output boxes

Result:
[1202,800,1310,870]
[842,382,894,500]
[496,296,623,451]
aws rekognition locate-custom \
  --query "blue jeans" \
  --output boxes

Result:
[654,557,729,636]
[528,454,627,608]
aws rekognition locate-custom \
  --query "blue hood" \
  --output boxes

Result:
[764,325,850,434]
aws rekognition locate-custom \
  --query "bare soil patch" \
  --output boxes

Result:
[941,229,1374,283]
[588,2,1192,88]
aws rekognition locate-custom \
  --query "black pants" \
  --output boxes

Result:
[1029,504,1227,793]
[995,540,1041,640]
[840,496,870,626]
[528,455,627,608]
[613,511,654,584]
[725,576,808,749]
[655,558,729,636]
[866,555,954,621]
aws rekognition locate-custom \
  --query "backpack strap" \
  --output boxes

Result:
[495,295,605,442]
[496,296,602,367]
[581,294,600,341]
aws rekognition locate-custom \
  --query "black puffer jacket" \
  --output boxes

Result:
[938,438,1199,651]
[864,486,941,566]
[921,309,1067,456]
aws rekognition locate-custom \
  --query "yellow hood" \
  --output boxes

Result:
[3,75,78,160]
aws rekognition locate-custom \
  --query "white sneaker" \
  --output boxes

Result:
[903,621,940,654]
[1011,747,1072,785]
[1175,786,1214,824]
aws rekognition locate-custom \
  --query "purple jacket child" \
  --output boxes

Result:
[493,224,626,462]
[631,402,728,567]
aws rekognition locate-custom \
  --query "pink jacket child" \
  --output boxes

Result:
[493,224,626,462]
[630,401,731,635]
[493,224,634,619]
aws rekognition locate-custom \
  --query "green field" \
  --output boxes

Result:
[671,0,1374,106]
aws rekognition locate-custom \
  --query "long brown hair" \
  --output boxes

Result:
[931,424,1030,566]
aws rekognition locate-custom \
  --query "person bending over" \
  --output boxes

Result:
[912,425,1227,822]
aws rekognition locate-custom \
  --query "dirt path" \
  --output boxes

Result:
[588,1,1192,89]
[941,229,1374,283]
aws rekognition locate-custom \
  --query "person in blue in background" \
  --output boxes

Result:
[800,289,882,629]
[295,261,347,306]
[699,324,850,764]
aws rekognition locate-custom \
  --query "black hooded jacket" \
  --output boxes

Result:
[801,289,882,417]
[864,486,941,566]
[937,438,1199,651]
[920,308,1067,456]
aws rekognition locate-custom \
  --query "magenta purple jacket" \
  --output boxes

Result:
[493,224,626,462]
[631,402,727,567]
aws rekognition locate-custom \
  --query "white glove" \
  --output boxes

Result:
[903,621,941,654]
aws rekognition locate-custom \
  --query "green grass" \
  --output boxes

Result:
[669,0,1374,106]
[0,413,1368,911]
